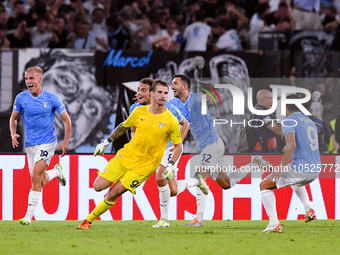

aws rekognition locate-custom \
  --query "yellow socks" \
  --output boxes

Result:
[87,198,115,222]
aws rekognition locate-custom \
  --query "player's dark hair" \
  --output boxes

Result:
[139,77,154,88]
[286,93,306,112]
[150,79,169,92]
[173,74,191,89]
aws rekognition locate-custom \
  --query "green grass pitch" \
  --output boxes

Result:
[0,220,339,255]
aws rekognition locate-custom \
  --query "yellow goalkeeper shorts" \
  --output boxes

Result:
[98,157,152,194]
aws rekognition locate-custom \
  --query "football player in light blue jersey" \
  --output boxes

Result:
[168,95,190,122]
[260,93,321,233]
[9,66,71,226]
[169,91,220,151]
[170,74,265,226]
[128,78,191,228]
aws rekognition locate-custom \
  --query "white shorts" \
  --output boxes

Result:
[200,137,226,180]
[273,164,319,189]
[26,142,57,174]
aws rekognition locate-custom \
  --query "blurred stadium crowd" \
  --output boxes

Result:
[1,0,340,154]
[0,0,339,51]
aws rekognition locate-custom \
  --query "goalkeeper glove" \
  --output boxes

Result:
[94,139,110,156]
[162,160,175,180]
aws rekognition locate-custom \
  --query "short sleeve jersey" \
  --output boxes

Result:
[282,112,321,173]
[13,90,66,147]
[117,105,181,176]
[170,93,218,152]
[129,102,184,148]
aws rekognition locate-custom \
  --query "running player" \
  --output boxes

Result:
[9,66,71,225]
[77,80,182,229]
[260,93,321,233]
[169,74,269,226]
[129,78,192,228]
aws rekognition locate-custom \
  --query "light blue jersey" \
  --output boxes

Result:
[129,102,184,148]
[170,92,218,152]
[13,90,66,147]
[168,96,190,122]
[129,102,141,114]
[189,92,218,152]
[282,112,321,173]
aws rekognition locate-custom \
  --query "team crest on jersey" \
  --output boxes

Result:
[158,121,167,129]
[101,168,109,173]
[42,102,49,108]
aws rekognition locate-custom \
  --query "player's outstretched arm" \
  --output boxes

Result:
[171,142,183,163]
[179,117,190,142]
[273,132,296,181]
[94,122,129,156]
[57,111,72,157]
[9,111,20,148]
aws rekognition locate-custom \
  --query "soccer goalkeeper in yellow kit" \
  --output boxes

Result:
[78,80,182,229]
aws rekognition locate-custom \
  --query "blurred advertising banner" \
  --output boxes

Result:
[2,49,340,154]
[1,154,339,221]
[0,49,271,154]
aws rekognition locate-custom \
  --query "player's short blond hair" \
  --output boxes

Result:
[25,66,43,75]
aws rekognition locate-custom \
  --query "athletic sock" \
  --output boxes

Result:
[87,198,115,222]
[177,178,200,194]
[195,187,207,222]
[261,189,280,226]
[291,186,311,213]
[159,184,170,221]
[24,190,41,220]
[46,165,58,182]
[228,163,258,188]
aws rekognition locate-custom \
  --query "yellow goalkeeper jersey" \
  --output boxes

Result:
[117,105,181,176]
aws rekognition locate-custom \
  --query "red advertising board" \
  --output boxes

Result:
[1,154,339,221]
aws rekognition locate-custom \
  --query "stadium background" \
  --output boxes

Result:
[0,41,340,221]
